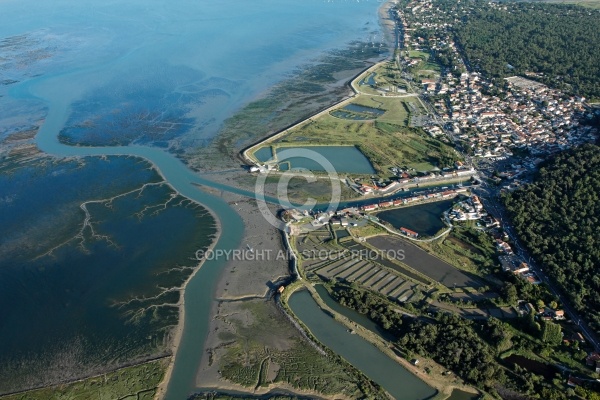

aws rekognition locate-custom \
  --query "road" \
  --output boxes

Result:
[387,2,599,352]
[474,179,600,351]
[396,0,600,349]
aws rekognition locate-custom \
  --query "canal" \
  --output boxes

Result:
[288,289,437,400]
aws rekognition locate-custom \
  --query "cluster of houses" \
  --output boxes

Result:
[395,0,598,158]
[495,239,514,255]
[360,186,467,212]
[500,258,542,285]
[356,165,475,196]
[519,301,565,321]
[286,206,364,228]
[448,194,487,221]
[441,72,595,158]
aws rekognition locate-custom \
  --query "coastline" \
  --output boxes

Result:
[225,0,474,391]
[155,197,223,400]
[241,59,387,166]
[4,1,401,398]
[186,1,438,399]
[241,0,397,167]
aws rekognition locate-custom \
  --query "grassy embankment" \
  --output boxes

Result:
[260,112,457,175]
[353,61,411,95]
[417,227,499,276]
[249,59,459,177]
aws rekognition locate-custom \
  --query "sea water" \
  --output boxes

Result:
[0,0,386,396]
[2,0,385,148]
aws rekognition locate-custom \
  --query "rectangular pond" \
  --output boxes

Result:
[253,146,274,162]
[376,199,454,237]
[275,145,375,174]
[366,235,483,289]
[448,389,480,400]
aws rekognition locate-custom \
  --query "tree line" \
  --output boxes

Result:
[327,280,593,398]
[504,144,600,336]
[453,2,600,99]
[402,0,600,99]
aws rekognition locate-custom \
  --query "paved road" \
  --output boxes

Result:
[475,180,600,351]
[395,0,600,350]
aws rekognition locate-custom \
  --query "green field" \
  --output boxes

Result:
[348,222,387,238]
[247,57,460,176]
[355,62,411,95]
[406,50,441,76]
[351,96,422,125]
[0,359,168,400]
[417,228,499,276]
[243,56,460,182]
[273,112,458,174]
[407,50,430,60]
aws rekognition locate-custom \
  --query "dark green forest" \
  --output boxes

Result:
[504,144,600,335]
[454,2,600,98]
[404,0,600,98]
[328,282,504,388]
[327,283,572,396]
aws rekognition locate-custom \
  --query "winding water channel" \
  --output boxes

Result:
[28,88,442,399]
[29,87,250,400]
[7,1,445,397]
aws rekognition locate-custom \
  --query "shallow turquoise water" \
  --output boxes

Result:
[253,146,274,163]
[1,0,385,148]
[0,0,387,397]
